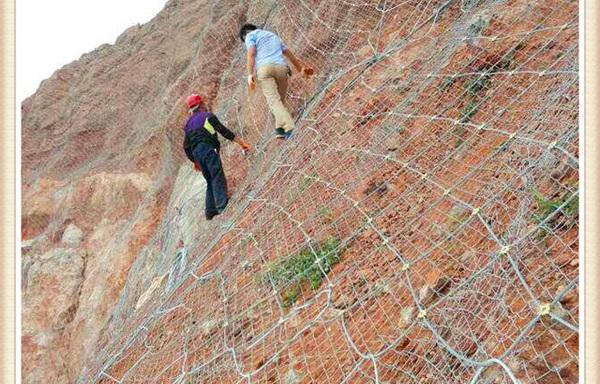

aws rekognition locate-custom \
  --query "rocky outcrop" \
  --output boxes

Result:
[22,0,579,383]
[22,248,86,383]
[21,1,275,381]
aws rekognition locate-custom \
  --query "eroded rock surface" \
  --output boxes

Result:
[22,0,579,383]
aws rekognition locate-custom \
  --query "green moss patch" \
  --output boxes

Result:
[263,238,341,308]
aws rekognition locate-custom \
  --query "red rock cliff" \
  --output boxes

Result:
[22,0,579,383]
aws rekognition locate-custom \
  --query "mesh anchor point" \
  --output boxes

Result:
[548,141,557,150]
[443,189,451,196]
[417,309,427,319]
[471,207,480,216]
[539,303,551,316]
[401,263,410,271]
[499,245,510,255]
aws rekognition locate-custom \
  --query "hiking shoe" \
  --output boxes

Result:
[275,127,286,139]
[205,211,219,220]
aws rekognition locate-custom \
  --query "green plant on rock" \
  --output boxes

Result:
[446,205,469,229]
[465,75,490,96]
[453,126,467,148]
[263,238,341,308]
[532,189,579,224]
[299,174,314,193]
[319,206,334,223]
[460,101,479,123]
[287,174,315,205]
[441,76,456,90]
[497,48,519,71]
[282,286,300,308]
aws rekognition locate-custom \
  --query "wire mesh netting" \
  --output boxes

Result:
[24,0,579,383]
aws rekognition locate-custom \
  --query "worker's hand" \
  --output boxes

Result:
[193,162,201,172]
[247,74,256,91]
[239,140,251,153]
[301,67,314,78]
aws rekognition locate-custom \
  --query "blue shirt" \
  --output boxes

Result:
[244,29,287,70]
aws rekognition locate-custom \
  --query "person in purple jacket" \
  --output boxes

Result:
[183,94,251,220]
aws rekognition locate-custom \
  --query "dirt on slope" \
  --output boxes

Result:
[21,0,578,383]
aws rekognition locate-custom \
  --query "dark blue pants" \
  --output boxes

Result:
[192,143,228,216]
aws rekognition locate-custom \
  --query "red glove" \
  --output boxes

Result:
[194,162,201,172]
[240,140,251,152]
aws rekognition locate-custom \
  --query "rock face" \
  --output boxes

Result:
[22,248,85,383]
[21,0,579,383]
[61,224,84,247]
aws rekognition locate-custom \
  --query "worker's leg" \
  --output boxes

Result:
[257,65,295,132]
[274,65,289,103]
[204,147,229,212]
[274,66,293,137]
[193,144,218,218]
[204,178,218,218]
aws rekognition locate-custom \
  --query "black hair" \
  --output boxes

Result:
[239,23,258,42]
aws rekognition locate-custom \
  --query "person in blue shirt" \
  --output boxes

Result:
[239,23,314,139]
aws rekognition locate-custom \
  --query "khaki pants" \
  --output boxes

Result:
[257,64,295,131]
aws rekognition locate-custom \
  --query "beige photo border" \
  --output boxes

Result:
[1,0,15,382]
[0,1,597,383]
[584,1,599,382]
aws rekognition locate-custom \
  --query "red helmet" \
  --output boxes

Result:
[186,94,203,108]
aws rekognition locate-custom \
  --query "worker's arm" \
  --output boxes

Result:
[208,115,251,151]
[183,135,195,163]
[282,48,314,77]
[247,45,257,76]
[184,134,202,171]
[246,46,257,90]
